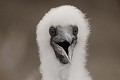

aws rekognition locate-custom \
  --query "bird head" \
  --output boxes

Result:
[36,5,90,65]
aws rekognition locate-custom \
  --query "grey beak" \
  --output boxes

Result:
[50,26,77,64]
[53,34,73,64]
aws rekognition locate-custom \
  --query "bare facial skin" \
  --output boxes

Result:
[50,25,78,64]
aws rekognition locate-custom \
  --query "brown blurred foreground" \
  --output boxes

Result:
[0,0,120,80]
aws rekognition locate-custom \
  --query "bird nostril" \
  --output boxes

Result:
[55,40,70,55]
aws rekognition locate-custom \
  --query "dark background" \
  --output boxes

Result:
[0,0,120,80]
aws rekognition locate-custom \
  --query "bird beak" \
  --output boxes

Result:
[51,33,77,64]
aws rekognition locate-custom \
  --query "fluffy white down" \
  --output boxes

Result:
[36,5,92,80]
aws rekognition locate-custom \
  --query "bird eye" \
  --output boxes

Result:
[73,26,78,35]
[49,26,56,36]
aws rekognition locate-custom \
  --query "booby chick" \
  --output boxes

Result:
[36,5,92,80]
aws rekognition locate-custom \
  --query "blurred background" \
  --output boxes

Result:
[0,0,120,80]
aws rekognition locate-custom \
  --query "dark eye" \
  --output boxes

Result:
[49,26,56,36]
[73,26,78,35]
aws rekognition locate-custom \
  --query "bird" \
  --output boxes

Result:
[36,5,92,80]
